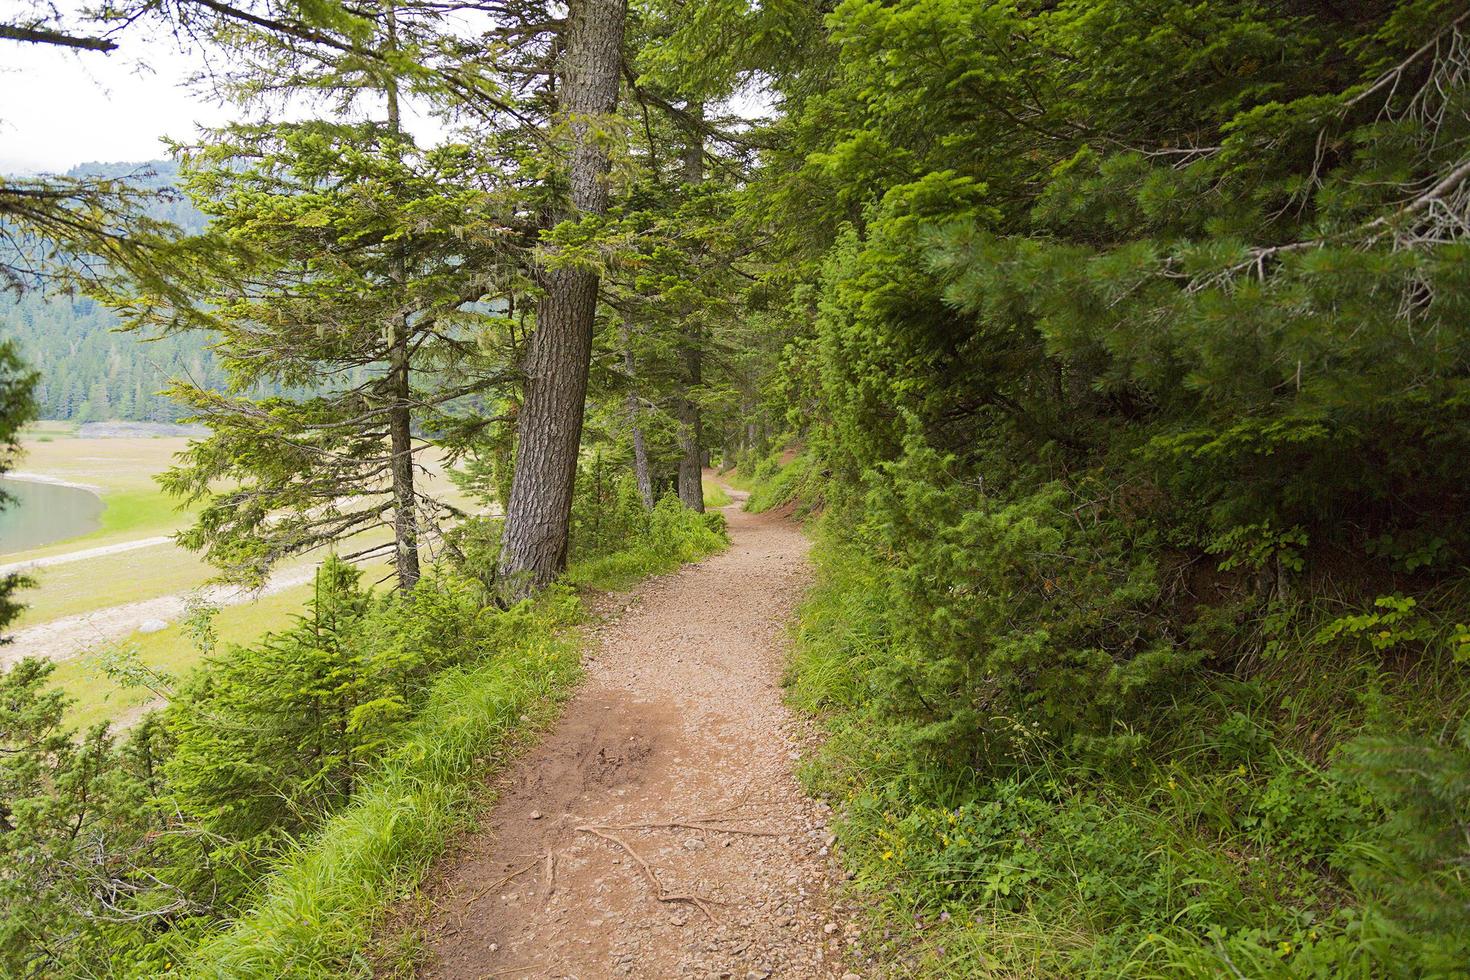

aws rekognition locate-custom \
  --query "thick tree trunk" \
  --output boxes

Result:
[675,104,706,513]
[620,318,656,510]
[498,0,627,598]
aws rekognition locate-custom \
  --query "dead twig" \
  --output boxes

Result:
[592,819,786,837]
[463,858,538,908]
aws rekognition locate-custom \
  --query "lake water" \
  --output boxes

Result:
[0,478,105,554]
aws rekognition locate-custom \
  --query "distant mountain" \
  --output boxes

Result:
[0,159,221,422]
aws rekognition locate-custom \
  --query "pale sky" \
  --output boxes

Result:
[0,28,445,174]
[0,19,772,175]
[0,31,233,173]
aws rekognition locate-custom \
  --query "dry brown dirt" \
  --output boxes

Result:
[414,486,860,980]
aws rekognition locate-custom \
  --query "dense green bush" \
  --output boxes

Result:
[745,0,1470,973]
[783,523,1469,976]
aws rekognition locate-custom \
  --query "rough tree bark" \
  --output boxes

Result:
[620,317,656,511]
[498,0,628,597]
[674,103,705,513]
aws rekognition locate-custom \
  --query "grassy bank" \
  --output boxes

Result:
[182,591,584,978]
[4,495,730,977]
[734,449,817,515]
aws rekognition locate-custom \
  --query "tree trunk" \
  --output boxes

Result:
[675,103,705,513]
[384,14,419,592]
[387,318,420,590]
[674,342,704,513]
[498,0,627,598]
[620,317,655,511]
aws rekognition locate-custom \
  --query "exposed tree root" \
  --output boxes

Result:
[576,825,717,921]
[594,819,786,837]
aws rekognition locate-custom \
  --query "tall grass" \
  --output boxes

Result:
[181,595,581,978]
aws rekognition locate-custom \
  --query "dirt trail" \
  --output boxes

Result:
[419,486,859,980]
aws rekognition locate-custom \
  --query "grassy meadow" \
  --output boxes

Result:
[11,429,198,551]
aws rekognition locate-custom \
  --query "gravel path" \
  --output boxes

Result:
[0,535,173,576]
[1,565,318,670]
[418,490,860,979]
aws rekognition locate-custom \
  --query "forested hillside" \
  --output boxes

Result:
[0,0,1468,977]
[0,161,221,420]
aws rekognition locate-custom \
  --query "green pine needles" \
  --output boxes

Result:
[727,0,1470,971]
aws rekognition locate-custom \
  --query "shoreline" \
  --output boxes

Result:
[3,471,106,494]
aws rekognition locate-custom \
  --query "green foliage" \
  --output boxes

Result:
[0,465,729,976]
[0,337,36,629]
[787,535,1470,976]
[729,0,1470,969]
[0,160,221,423]
[145,115,512,588]
[742,450,817,514]
[567,493,729,592]
[0,659,165,978]
[569,450,653,562]
[163,559,510,859]
[1339,717,1470,972]
[178,589,582,979]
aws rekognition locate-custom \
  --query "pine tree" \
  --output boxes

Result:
[496,0,630,597]
[150,118,512,588]
[111,1,519,589]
